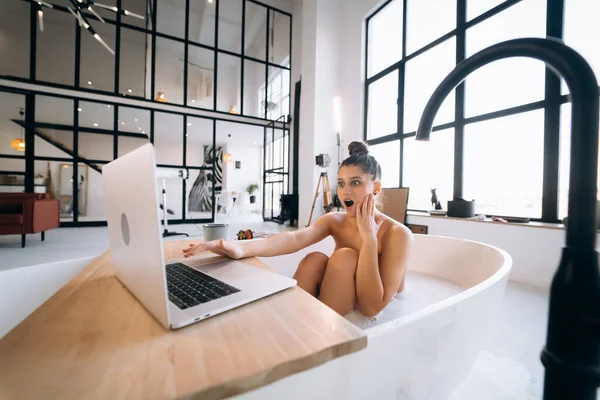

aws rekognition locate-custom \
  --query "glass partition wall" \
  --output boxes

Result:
[0,0,292,227]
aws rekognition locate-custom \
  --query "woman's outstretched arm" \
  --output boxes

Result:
[183,213,333,259]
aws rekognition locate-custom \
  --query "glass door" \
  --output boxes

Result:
[262,117,289,222]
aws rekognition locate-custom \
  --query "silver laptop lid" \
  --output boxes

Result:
[102,143,170,328]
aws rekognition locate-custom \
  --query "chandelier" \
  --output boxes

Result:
[27,0,144,55]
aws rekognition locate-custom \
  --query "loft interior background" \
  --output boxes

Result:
[0,0,293,227]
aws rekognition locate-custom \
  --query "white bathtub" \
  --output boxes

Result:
[245,234,513,399]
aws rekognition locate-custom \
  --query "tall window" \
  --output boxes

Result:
[365,0,600,222]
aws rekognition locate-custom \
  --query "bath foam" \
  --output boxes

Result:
[344,271,463,330]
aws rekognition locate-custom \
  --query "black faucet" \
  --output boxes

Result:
[416,38,600,400]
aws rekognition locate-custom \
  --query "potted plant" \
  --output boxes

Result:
[247,183,259,204]
[34,173,45,185]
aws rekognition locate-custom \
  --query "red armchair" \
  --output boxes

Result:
[0,193,60,247]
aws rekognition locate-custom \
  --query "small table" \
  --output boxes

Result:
[0,239,367,399]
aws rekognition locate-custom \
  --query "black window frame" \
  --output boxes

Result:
[364,0,597,223]
[2,0,292,123]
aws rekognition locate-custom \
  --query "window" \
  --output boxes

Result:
[562,0,600,95]
[0,1,30,79]
[259,63,290,121]
[464,110,545,218]
[366,70,398,140]
[404,38,456,133]
[465,0,546,117]
[367,0,402,78]
[403,130,454,211]
[405,0,456,55]
[369,142,400,189]
[558,104,600,220]
[365,0,593,221]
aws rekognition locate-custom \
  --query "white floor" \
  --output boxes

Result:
[0,224,551,399]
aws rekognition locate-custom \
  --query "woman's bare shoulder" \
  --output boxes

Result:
[316,211,346,225]
[380,214,413,243]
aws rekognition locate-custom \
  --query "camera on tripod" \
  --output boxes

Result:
[315,153,331,168]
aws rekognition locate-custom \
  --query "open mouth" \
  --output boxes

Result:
[344,200,355,207]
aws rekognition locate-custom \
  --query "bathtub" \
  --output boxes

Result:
[245,234,513,399]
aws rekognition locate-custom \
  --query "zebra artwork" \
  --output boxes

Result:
[188,145,224,212]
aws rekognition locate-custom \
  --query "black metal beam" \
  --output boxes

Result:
[183,0,190,107]
[213,0,219,111]
[151,0,157,102]
[24,94,35,192]
[454,0,466,200]
[72,99,79,223]
[240,0,246,115]
[29,1,36,81]
[541,0,564,222]
[114,0,122,95]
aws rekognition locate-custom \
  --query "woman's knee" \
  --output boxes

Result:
[327,248,359,272]
[295,251,329,276]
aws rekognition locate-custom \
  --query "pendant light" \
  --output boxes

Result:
[223,134,233,162]
[10,108,25,152]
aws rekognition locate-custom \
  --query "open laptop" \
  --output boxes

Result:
[102,143,296,329]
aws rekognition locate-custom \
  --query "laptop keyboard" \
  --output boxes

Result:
[166,262,241,310]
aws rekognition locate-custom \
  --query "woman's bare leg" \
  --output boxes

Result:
[318,248,359,315]
[293,252,329,297]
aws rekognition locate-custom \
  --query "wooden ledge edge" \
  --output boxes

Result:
[180,334,368,400]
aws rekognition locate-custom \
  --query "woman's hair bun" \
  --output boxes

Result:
[347,141,369,156]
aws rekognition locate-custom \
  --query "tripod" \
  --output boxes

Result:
[307,172,334,226]
[160,178,188,238]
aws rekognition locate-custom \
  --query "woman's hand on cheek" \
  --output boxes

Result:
[356,193,381,240]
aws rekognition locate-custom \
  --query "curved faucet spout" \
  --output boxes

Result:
[416,37,598,250]
[415,37,600,399]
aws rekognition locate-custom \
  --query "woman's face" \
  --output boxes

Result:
[337,165,380,217]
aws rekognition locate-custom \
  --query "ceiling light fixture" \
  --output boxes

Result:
[223,134,233,162]
[10,108,26,152]
[28,0,144,55]
[156,92,167,102]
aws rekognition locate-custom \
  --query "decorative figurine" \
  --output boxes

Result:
[430,188,442,210]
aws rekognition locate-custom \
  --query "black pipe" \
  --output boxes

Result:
[415,38,600,399]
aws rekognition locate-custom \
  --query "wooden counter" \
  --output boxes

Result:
[0,239,367,400]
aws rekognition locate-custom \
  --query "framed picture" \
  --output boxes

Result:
[235,161,241,169]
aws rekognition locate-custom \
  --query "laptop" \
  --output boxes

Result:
[102,143,296,329]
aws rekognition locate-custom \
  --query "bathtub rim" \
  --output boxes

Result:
[362,234,513,337]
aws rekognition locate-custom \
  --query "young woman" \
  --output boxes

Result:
[183,141,413,317]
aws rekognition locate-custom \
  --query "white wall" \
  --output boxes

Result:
[223,143,262,197]
[295,0,348,226]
